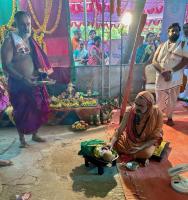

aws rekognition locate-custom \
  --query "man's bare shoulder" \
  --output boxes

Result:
[1,34,14,65]
[1,35,13,52]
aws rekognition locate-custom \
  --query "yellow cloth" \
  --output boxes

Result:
[5,106,15,125]
[153,141,167,157]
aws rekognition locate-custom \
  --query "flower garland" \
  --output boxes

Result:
[42,0,53,33]
[33,32,47,53]
[0,26,6,43]
[69,1,164,15]
[28,0,62,34]
[0,0,16,43]
[28,0,62,50]
[28,0,52,33]
[44,0,62,35]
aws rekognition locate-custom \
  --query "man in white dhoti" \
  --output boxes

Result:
[152,23,188,126]
[179,23,188,101]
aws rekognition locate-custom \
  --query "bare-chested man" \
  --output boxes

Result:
[1,11,52,147]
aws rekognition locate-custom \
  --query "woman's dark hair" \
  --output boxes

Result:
[94,36,101,43]
[168,23,181,31]
[146,32,154,39]
[89,29,96,35]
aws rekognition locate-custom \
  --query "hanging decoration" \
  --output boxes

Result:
[69,1,164,15]
[0,0,16,43]
[28,0,62,50]
[144,5,164,15]
[117,0,121,16]
[70,19,162,29]
[145,19,162,26]
[33,32,47,53]
[69,0,164,41]
[70,18,162,40]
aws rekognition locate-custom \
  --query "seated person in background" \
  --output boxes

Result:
[73,40,88,66]
[110,91,163,163]
[88,36,102,66]
[87,29,96,50]
[71,29,81,51]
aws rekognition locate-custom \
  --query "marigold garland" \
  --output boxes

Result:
[0,0,16,43]
[28,0,62,34]
[28,0,62,50]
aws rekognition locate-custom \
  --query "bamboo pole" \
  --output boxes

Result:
[120,13,147,121]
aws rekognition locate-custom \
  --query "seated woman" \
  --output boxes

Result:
[135,32,157,64]
[73,40,88,66]
[88,36,102,66]
[110,91,163,163]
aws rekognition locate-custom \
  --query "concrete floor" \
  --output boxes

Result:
[0,125,125,200]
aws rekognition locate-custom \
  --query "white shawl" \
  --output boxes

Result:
[155,39,188,90]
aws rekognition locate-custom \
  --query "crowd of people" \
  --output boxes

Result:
[71,29,109,66]
[0,10,188,169]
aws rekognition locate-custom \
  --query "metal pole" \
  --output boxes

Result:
[65,0,75,83]
[119,27,123,106]
[101,0,105,98]
[83,0,88,41]
[109,1,112,98]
